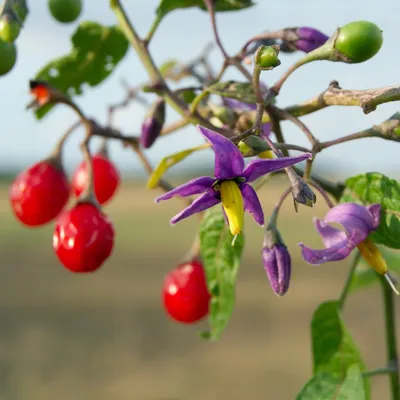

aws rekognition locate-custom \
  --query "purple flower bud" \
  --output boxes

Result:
[295,27,329,53]
[140,98,166,149]
[262,228,291,296]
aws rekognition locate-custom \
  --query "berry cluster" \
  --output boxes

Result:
[9,146,119,273]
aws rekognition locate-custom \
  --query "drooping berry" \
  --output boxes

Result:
[0,39,16,76]
[71,154,120,205]
[0,13,21,42]
[335,21,383,63]
[53,203,114,273]
[9,160,69,227]
[48,0,82,24]
[162,261,210,324]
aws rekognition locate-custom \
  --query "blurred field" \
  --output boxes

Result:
[0,178,398,400]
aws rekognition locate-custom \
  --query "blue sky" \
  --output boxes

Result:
[1,0,399,179]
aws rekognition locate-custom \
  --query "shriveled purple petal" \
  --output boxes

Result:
[314,218,347,248]
[155,176,215,202]
[262,245,291,296]
[297,27,329,43]
[324,202,376,244]
[170,189,220,225]
[223,98,257,112]
[197,125,244,179]
[367,204,381,229]
[299,240,355,264]
[260,123,271,138]
[243,153,312,182]
[240,183,264,226]
[296,27,329,53]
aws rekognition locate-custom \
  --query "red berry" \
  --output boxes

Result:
[162,261,210,324]
[9,160,69,226]
[71,154,120,205]
[53,203,114,273]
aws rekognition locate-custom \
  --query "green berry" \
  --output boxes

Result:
[0,39,17,76]
[48,0,82,24]
[0,15,21,42]
[255,45,281,70]
[335,21,383,63]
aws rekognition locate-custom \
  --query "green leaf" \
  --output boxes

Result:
[340,172,400,248]
[311,301,370,398]
[199,207,245,340]
[349,247,400,293]
[34,21,129,119]
[147,144,210,189]
[296,365,365,400]
[207,80,257,104]
[156,0,254,19]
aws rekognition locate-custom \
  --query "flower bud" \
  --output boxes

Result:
[295,27,329,53]
[140,98,166,149]
[286,168,316,210]
[334,21,383,63]
[254,45,281,70]
[262,228,291,296]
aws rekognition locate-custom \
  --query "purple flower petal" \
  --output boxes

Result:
[155,176,216,203]
[367,204,381,229]
[324,203,375,244]
[299,240,355,264]
[314,218,347,248]
[240,183,264,226]
[243,153,312,182]
[170,189,220,225]
[197,125,244,180]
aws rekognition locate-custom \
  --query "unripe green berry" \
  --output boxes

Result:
[238,140,254,157]
[0,15,20,42]
[0,39,17,75]
[393,127,400,136]
[335,21,383,63]
[254,45,281,70]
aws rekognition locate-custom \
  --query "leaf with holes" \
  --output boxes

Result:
[199,206,244,341]
[311,301,370,398]
[296,365,365,400]
[207,81,258,104]
[156,0,254,20]
[34,21,129,119]
[340,172,400,249]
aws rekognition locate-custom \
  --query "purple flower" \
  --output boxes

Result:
[299,202,381,264]
[156,125,312,236]
[295,27,329,53]
[140,98,166,149]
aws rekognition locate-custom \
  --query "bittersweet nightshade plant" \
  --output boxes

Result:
[5,0,400,398]
[156,125,311,236]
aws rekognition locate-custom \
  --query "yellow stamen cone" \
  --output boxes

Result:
[357,238,387,275]
[357,238,399,295]
[219,181,244,237]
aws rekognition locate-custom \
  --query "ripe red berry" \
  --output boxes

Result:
[162,261,210,324]
[9,160,69,226]
[71,154,120,205]
[53,203,114,273]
